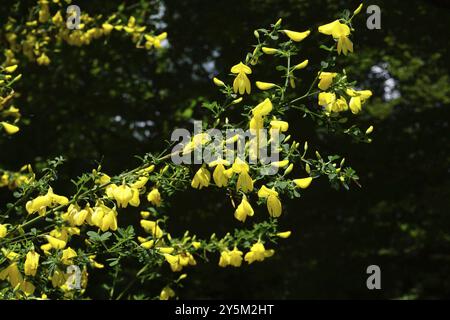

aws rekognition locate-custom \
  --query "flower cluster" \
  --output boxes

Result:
[0,3,372,300]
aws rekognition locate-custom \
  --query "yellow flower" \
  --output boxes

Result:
[91,204,118,232]
[236,171,253,193]
[267,194,282,217]
[270,120,289,133]
[244,242,274,264]
[26,187,68,216]
[111,184,133,208]
[333,97,349,112]
[218,247,243,267]
[147,188,162,206]
[160,286,175,300]
[164,253,196,272]
[89,256,104,269]
[140,220,164,238]
[61,247,77,265]
[258,185,282,217]
[45,235,67,250]
[24,251,40,276]
[318,20,353,55]
[131,176,148,189]
[231,62,252,95]
[282,29,310,42]
[318,72,337,91]
[261,47,278,54]
[0,224,7,238]
[141,240,154,249]
[144,32,167,49]
[318,92,336,112]
[209,158,230,187]
[277,231,292,238]
[182,132,210,155]
[191,166,211,189]
[293,177,313,189]
[249,115,263,131]
[213,77,225,87]
[1,121,19,134]
[0,262,23,289]
[255,81,276,90]
[366,125,374,134]
[234,194,254,222]
[346,89,373,114]
[36,53,51,65]
[252,98,273,117]
[218,250,231,267]
[101,210,118,232]
[1,248,19,261]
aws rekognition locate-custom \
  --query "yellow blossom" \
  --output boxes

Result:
[318,92,336,111]
[24,251,40,276]
[231,62,252,95]
[147,188,162,206]
[219,247,243,267]
[61,247,77,265]
[160,286,175,300]
[209,159,230,187]
[234,194,254,222]
[26,187,68,216]
[0,224,7,238]
[318,72,337,91]
[244,242,274,264]
[140,220,164,238]
[141,240,154,249]
[258,185,282,217]
[270,120,289,133]
[109,184,133,208]
[191,166,211,189]
[318,20,353,55]
[346,89,373,114]
[252,98,273,117]
[44,235,67,250]
[164,253,196,272]
[36,53,51,65]
[91,204,118,232]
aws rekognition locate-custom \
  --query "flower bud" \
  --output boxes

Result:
[365,125,374,134]
[213,77,225,87]
[354,3,363,15]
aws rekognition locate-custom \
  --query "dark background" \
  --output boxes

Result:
[1,0,450,299]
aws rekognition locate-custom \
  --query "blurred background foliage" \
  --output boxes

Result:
[1,0,450,299]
